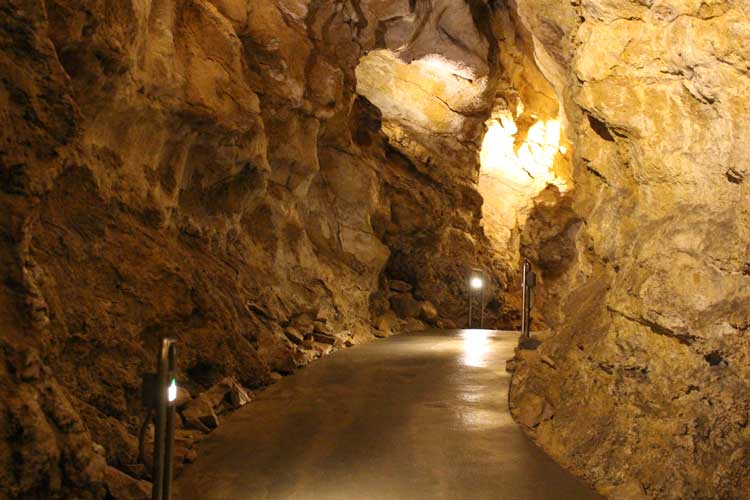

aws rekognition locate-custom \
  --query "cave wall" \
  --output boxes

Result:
[509,0,750,498]
[0,0,516,497]
[7,0,746,497]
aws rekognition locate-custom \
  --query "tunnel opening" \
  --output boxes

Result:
[353,3,573,329]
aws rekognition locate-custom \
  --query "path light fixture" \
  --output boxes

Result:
[167,378,178,403]
[470,276,484,290]
[467,268,486,329]
[139,338,178,500]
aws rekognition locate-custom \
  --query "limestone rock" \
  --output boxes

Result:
[419,301,438,322]
[515,393,552,429]
[388,280,413,293]
[292,348,318,367]
[203,377,252,414]
[402,318,426,333]
[104,466,152,500]
[175,387,192,409]
[438,319,457,329]
[605,480,649,500]
[173,429,201,474]
[508,0,750,497]
[291,313,316,336]
[284,327,305,346]
[312,342,334,356]
[312,332,336,345]
[0,0,565,496]
[389,293,422,319]
[0,349,107,499]
[374,311,399,336]
[313,320,333,335]
[119,463,148,481]
[180,395,219,432]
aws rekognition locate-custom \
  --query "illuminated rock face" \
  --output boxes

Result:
[479,112,569,265]
[509,1,750,498]
[356,50,489,136]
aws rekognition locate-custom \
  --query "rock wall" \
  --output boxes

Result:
[0,0,516,497]
[509,0,750,498]
[8,0,746,497]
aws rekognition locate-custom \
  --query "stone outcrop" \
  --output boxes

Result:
[509,1,750,498]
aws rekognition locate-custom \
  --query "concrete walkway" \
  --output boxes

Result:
[175,330,600,500]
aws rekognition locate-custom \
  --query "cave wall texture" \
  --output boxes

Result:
[509,0,750,499]
[2,0,750,498]
[1,0,519,497]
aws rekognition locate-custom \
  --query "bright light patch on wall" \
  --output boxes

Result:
[518,120,562,181]
[477,107,571,261]
[415,53,477,81]
[479,112,567,192]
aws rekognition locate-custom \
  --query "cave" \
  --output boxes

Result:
[1,1,749,499]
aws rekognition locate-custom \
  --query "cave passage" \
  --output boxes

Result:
[6,0,749,497]
[174,330,600,500]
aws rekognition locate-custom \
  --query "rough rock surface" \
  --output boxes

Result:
[509,1,750,498]
[0,0,518,496]
[6,0,745,497]
[103,466,151,500]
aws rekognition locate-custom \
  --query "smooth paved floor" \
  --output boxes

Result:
[174,330,601,500]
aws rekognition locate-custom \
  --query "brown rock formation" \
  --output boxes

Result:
[0,0,515,497]
[4,0,748,497]
[509,1,750,498]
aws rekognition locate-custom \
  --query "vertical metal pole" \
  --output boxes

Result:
[479,270,485,329]
[162,344,177,500]
[152,341,167,500]
[468,278,474,329]
[151,338,176,500]
[521,260,529,338]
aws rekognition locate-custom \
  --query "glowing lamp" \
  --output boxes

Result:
[167,378,177,403]
[470,277,484,289]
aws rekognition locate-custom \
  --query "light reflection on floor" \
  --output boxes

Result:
[461,329,492,367]
[175,329,602,500]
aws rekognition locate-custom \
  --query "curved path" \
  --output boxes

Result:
[175,330,600,500]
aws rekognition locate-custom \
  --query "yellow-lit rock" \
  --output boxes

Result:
[510,1,750,498]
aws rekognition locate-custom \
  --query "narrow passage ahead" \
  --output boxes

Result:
[175,330,600,500]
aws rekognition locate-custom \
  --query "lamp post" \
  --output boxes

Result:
[468,268,486,329]
[521,260,536,338]
[153,338,177,500]
[139,338,178,500]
